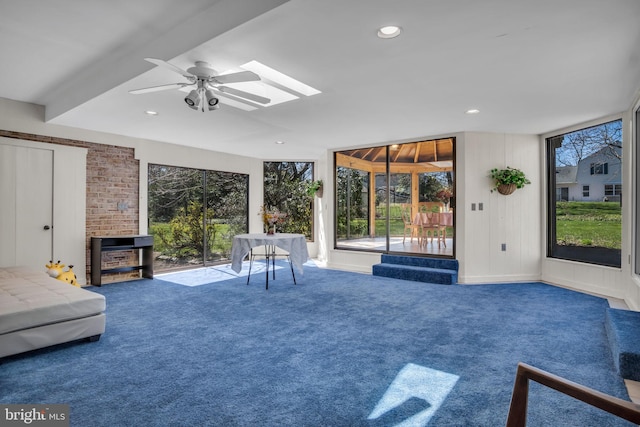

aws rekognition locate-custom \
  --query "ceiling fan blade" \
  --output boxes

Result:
[217,86,270,104]
[129,82,191,95]
[213,70,260,84]
[144,58,192,78]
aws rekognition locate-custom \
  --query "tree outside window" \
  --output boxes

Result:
[263,162,314,239]
[148,164,248,271]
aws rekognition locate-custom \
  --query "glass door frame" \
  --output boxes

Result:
[334,137,455,258]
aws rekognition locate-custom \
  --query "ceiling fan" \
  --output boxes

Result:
[129,58,271,111]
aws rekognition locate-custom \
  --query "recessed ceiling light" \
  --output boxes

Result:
[275,140,285,145]
[144,110,158,116]
[465,109,480,115]
[377,25,401,39]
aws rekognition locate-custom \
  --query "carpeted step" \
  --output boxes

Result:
[380,254,459,271]
[372,263,457,285]
[605,308,640,381]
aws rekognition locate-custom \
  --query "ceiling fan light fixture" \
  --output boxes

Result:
[185,89,201,109]
[205,89,219,107]
[132,58,274,112]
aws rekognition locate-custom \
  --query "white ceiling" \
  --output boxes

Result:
[1,0,639,160]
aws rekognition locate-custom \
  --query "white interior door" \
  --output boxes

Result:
[0,144,53,268]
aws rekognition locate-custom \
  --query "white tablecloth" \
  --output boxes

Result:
[231,233,309,274]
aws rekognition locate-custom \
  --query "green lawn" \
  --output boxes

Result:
[555,202,621,249]
[354,201,621,249]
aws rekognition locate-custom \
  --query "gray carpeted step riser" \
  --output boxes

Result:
[380,254,458,271]
[372,264,456,285]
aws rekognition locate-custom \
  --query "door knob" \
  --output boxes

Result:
[43,225,51,230]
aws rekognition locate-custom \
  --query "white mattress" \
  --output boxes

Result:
[0,266,106,335]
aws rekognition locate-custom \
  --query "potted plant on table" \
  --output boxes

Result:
[489,166,531,195]
[259,205,287,234]
[436,187,453,211]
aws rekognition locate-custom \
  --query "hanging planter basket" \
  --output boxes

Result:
[306,180,324,198]
[489,167,530,195]
[497,183,517,195]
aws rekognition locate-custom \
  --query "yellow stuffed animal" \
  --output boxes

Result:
[45,260,79,287]
[45,260,64,278]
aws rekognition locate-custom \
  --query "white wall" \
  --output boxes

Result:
[459,132,541,283]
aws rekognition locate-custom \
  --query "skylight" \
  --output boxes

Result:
[208,60,321,111]
[241,60,321,97]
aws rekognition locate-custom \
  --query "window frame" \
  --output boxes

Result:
[147,163,250,271]
[333,138,456,257]
[546,118,623,268]
[262,161,315,241]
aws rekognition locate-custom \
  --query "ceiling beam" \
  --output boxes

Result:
[44,0,290,122]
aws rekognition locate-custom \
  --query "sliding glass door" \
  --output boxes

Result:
[148,164,248,272]
[335,138,455,257]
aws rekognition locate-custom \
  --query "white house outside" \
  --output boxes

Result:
[556,146,622,202]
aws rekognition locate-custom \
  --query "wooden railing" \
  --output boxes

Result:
[506,362,640,426]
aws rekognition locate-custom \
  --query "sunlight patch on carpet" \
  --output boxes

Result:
[156,263,280,286]
[368,363,459,426]
[155,259,318,286]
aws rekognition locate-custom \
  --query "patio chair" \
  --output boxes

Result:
[401,204,421,244]
[419,211,440,247]
[437,212,453,248]
[247,244,296,289]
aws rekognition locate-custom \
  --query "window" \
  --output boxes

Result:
[335,138,455,256]
[547,119,622,267]
[604,184,622,196]
[148,164,249,271]
[590,162,609,175]
[263,162,314,239]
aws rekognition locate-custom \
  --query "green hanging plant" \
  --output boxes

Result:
[489,167,530,194]
[306,180,324,197]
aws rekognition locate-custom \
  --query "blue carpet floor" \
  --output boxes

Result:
[0,263,633,426]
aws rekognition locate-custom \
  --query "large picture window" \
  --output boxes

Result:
[263,162,314,240]
[547,119,622,267]
[148,164,248,271]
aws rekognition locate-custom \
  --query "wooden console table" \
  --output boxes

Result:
[91,235,154,286]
